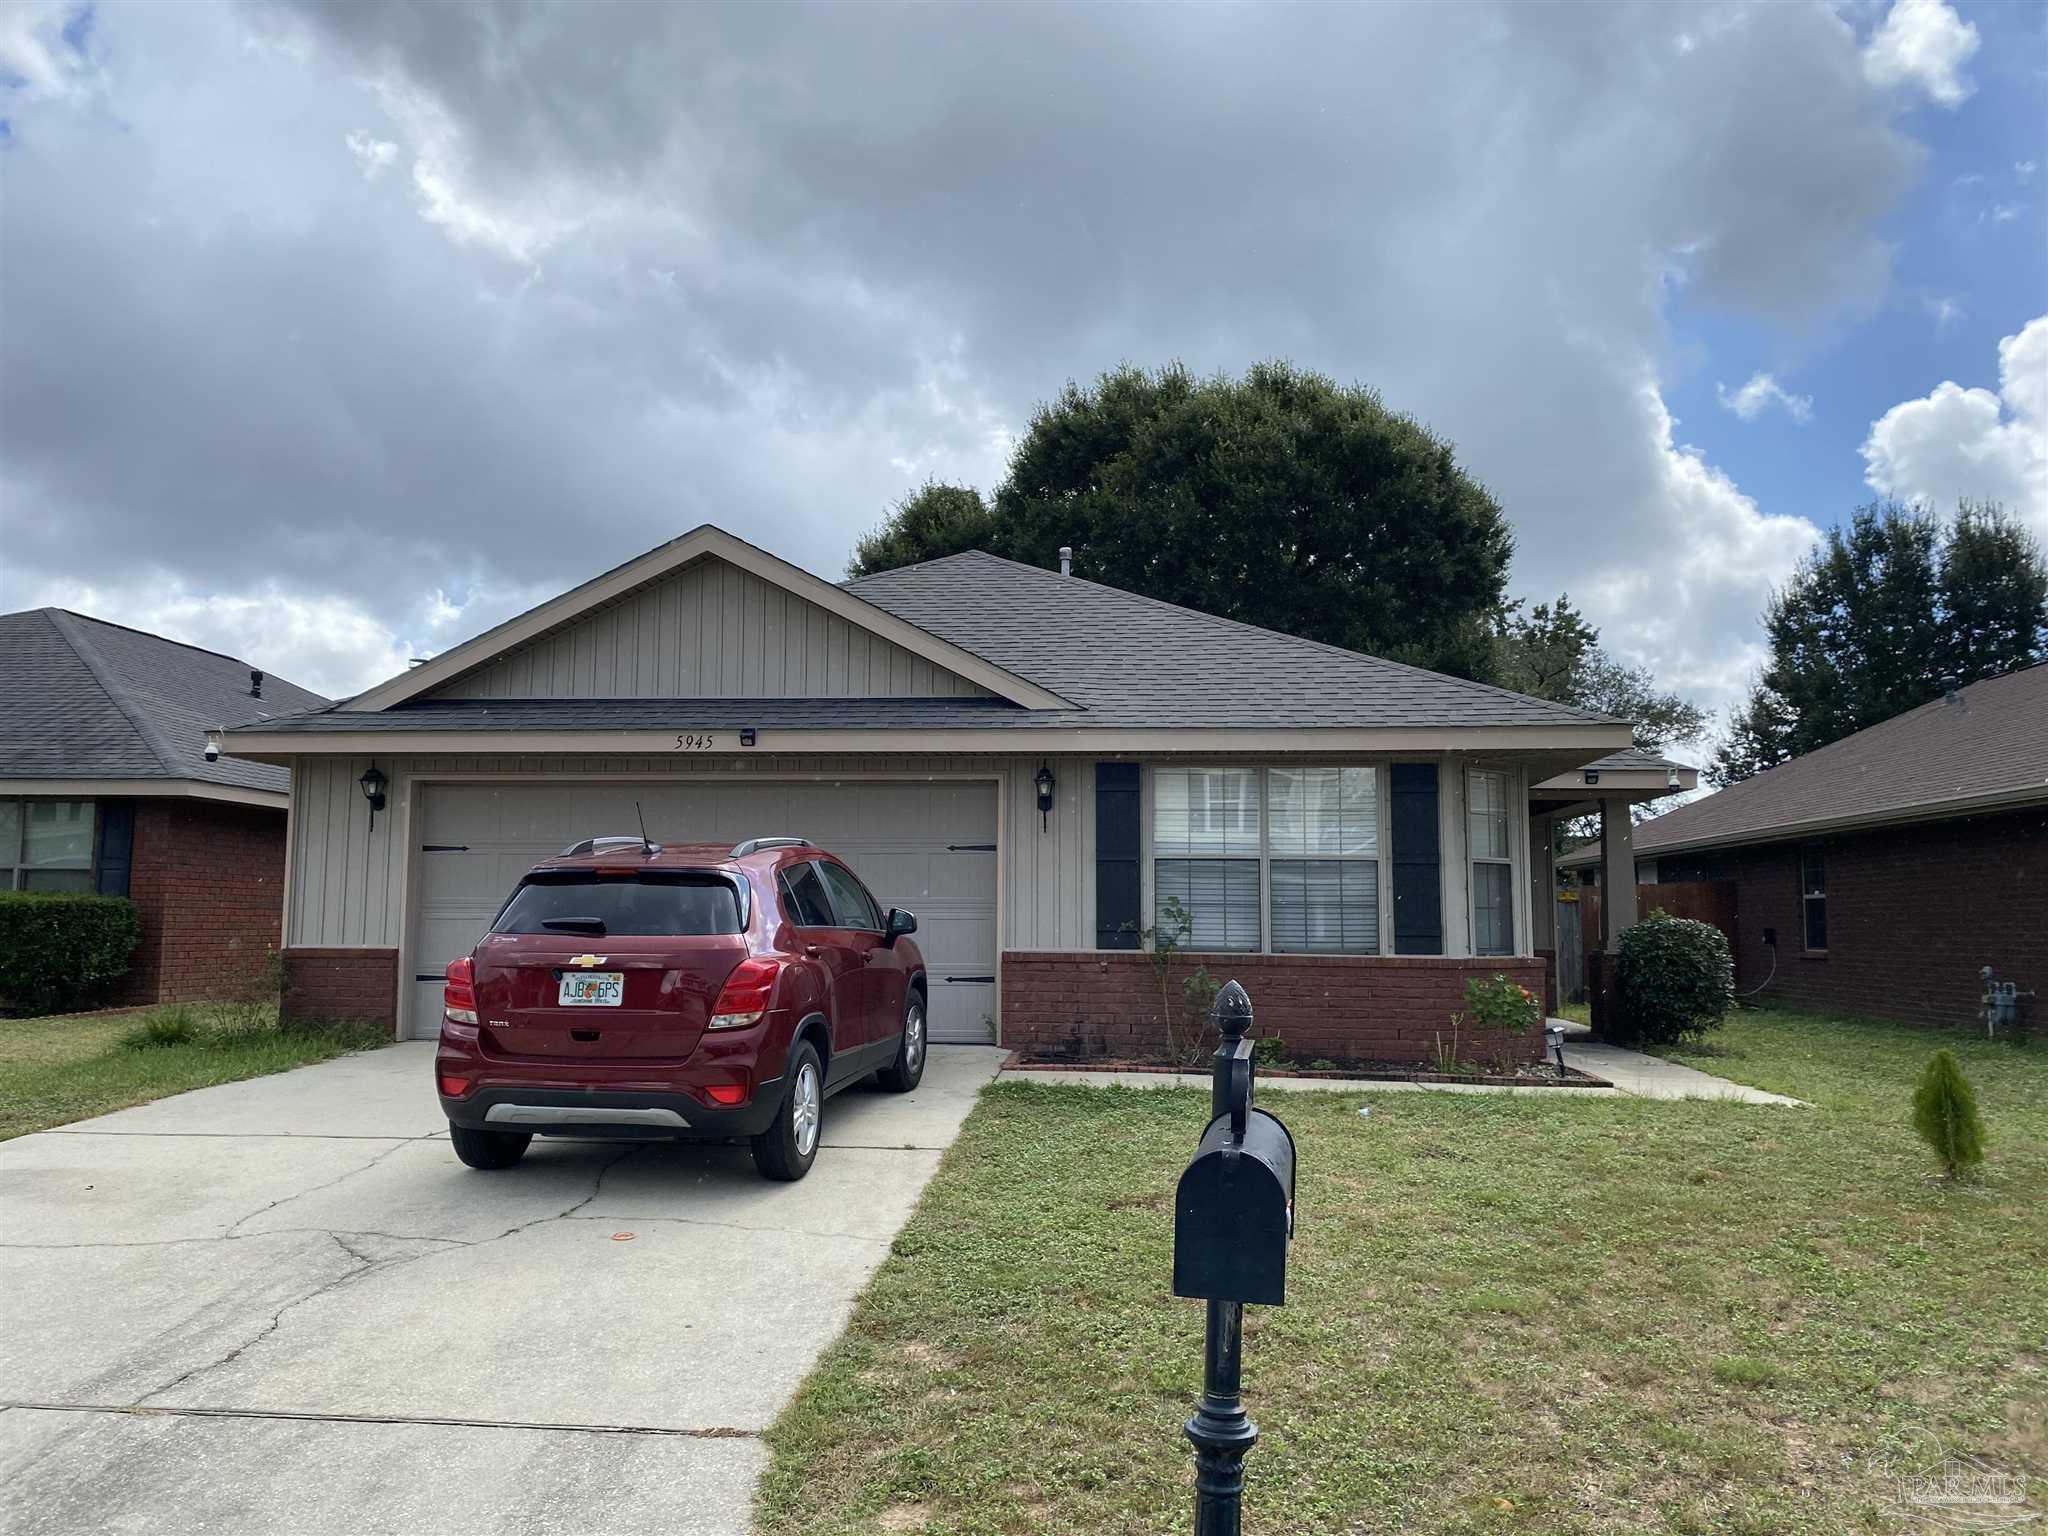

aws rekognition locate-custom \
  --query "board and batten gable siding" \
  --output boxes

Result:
[427,557,993,701]
[283,753,1097,955]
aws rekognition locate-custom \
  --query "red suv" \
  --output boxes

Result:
[435,836,927,1181]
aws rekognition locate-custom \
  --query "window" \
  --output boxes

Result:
[1149,766,1386,954]
[1800,846,1827,951]
[1467,770,1513,956]
[1268,767,1379,952]
[1152,767,1262,950]
[492,872,742,937]
[778,863,837,928]
[0,800,95,893]
[816,860,884,932]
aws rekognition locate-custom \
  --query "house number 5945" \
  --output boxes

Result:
[674,733,715,751]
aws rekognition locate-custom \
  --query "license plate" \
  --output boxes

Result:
[558,972,624,1007]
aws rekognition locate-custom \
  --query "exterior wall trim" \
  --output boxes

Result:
[0,778,286,809]
[341,527,1074,713]
[1631,785,2048,861]
[222,724,1632,760]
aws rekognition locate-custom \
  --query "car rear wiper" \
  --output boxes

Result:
[541,917,608,935]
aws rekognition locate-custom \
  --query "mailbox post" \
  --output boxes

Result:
[1174,980,1296,1536]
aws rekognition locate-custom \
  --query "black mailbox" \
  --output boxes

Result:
[1174,1106,1296,1306]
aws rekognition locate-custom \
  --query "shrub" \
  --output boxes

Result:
[0,892,143,1016]
[1912,1049,1987,1179]
[1610,910,1734,1047]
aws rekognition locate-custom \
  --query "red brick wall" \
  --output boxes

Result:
[1652,806,2047,1029]
[120,799,288,1005]
[280,948,400,1029]
[1000,950,1547,1065]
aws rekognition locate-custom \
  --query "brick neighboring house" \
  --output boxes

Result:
[1590,665,2047,1030]
[0,609,328,1006]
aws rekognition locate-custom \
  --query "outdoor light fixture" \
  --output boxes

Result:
[1545,1020,1568,1077]
[359,765,388,814]
[1034,764,1056,831]
[1583,769,1601,786]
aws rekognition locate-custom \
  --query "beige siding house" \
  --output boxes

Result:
[219,524,1647,1059]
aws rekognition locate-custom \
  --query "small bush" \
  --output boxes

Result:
[1611,911,1734,1047]
[0,893,143,1016]
[1912,1049,1986,1179]
[121,1006,204,1050]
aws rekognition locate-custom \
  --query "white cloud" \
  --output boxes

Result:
[1861,315,2048,536]
[1717,371,1814,424]
[1924,293,1966,333]
[1986,202,2022,225]
[2018,161,2039,183]
[0,0,97,100]
[344,129,398,180]
[1861,0,1979,108]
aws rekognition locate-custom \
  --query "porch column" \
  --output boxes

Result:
[1599,798,1636,951]
[1529,812,1556,951]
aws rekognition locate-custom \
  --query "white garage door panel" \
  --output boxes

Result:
[408,781,999,1044]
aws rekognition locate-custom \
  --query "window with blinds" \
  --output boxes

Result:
[1268,766,1379,952]
[1152,767,1261,950]
[1,800,95,893]
[1467,769,1513,956]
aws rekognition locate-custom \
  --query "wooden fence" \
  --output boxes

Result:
[1553,880,1737,1003]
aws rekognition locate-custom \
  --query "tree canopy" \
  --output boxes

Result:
[847,361,1514,679]
[1711,502,2047,786]
[1494,596,1706,754]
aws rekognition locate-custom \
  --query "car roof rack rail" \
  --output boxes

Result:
[559,835,657,857]
[731,837,814,857]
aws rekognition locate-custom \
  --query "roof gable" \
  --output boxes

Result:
[1635,663,2048,854]
[0,609,328,795]
[350,526,1072,712]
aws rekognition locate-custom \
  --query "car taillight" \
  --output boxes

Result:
[708,957,781,1030]
[439,1074,472,1097]
[444,956,477,1026]
[701,1082,747,1106]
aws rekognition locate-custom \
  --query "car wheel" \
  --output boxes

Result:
[876,990,927,1093]
[450,1123,531,1170]
[752,1042,823,1182]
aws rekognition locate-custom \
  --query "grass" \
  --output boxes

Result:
[758,1009,2048,1534]
[0,1001,391,1140]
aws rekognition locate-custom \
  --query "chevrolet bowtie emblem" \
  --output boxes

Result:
[567,954,608,968]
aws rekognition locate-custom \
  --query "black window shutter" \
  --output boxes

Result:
[94,800,134,898]
[1389,764,1443,955]
[1094,762,1142,949]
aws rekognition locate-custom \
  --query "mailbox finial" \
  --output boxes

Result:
[1212,979,1253,1044]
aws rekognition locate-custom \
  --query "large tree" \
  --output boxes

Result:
[847,361,1514,679]
[1711,502,2047,785]
[1495,595,1707,754]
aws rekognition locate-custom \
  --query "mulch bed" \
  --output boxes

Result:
[1001,1052,1612,1089]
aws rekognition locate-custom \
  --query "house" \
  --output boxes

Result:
[0,609,329,1004]
[1596,665,2048,1029]
[215,524,1666,1062]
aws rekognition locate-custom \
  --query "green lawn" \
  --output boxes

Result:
[0,1002,391,1141]
[759,1010,2047,1534]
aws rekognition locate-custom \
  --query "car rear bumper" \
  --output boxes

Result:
[441,1081,785,1139]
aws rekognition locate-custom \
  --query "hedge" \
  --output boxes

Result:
[0,892,143,1017]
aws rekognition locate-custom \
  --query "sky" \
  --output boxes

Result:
[1,0,2044,749]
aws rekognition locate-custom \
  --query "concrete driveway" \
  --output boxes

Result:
[0,1041,1004,1536]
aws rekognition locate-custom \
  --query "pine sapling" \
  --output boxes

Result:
[1912,1049,1987,1179]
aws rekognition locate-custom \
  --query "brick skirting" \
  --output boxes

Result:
[281,948,399,1030]
[119,798,289,1005]
[1000,950,1547,1066]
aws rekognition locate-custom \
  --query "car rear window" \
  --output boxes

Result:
[491,873,743,937]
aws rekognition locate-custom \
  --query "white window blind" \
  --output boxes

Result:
[1269,767,1379,952]
[1467,770,1513,956]
[4,800,94,893]
[1153,767,1262,950]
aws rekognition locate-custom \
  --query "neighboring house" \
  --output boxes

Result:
[1604,665,2047,1029]
[216,524,1657,1062]
[0,609,329,1005]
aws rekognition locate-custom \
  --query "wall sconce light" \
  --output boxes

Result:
[359,765,388,815]
[1583,769,1601,786]
[1034,765,1056,831]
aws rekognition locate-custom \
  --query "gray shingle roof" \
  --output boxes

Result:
[842,551,1617,730]
[0,609,329,794]
[1632,663,2048,854]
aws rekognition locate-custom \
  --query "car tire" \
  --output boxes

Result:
[450,1123,531,1170]
[752,1042,823,1182]
[876,990,927,1094]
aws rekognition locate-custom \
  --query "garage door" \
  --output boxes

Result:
[408,781,999,1044]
